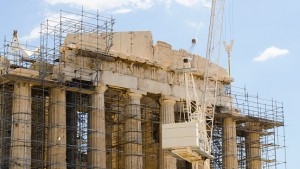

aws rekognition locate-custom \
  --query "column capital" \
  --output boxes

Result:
[95,82,108,94]
[159,95,179,104]
[126,89,146,99]
[245,122,261,132]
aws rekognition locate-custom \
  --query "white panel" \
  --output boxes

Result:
[162,122,199,149]
[163,127,197,138]
[162,137,198,149]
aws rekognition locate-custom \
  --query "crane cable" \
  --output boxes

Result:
[187,2,210,52]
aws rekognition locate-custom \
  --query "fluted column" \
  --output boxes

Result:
[245,122,261,169]
[11,82,31,169]
[48,88,66,169]
[124,90,145,169]
[88,83,107,168]
[222,117,238,169]
[159,96,177,169]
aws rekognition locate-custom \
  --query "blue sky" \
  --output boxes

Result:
[0,0,298,168]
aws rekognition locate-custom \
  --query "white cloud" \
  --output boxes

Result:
[22,0,209,42]
[113,8,132,14]
[175,0,210,7]
[45,0,154,11]
[20,12,81,42]
[45,0,208,11]
[254,46,289,62]
[20,27,40,42]
[175,0,200,7]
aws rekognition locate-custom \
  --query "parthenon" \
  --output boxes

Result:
[0,10,286,169]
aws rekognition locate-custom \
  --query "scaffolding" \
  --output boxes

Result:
[212,122,223,169]
[0,9,114,169]
[213,85,287,169]
[39,9,115,86]
[105,89,160,169]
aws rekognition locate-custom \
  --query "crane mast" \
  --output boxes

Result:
[180,0,226,159]
[202,0,225,155]
[161,0,225,168]
[180,0,226,161]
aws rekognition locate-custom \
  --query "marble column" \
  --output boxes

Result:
[159,96,177,169]
[222,117,238,169]
[11,82,31,169]
[245,122,261,169]
[88,83,107,168]
[124,90,145,169]
[48,88,66,169]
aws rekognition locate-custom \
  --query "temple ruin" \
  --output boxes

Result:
[0,10,286,169]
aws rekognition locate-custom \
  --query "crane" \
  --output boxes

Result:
[200,0,225,167]
[162,0,226,168]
